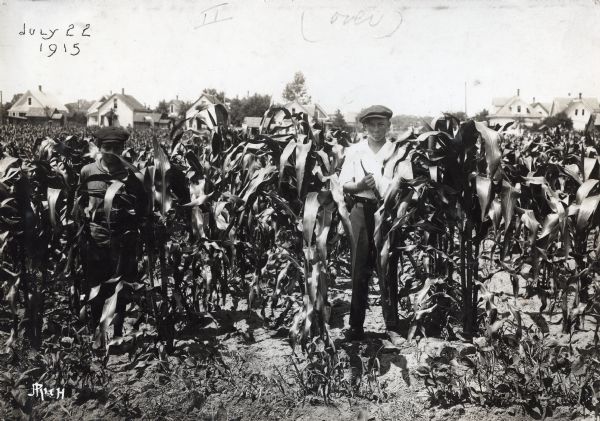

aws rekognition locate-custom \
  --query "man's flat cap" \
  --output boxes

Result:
[94,126,130,143]
[359,105,393,123]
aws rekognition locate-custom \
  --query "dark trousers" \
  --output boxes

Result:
[349,203,399,331]
[85,227,137,337]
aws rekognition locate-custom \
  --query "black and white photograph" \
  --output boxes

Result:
[1,0,600,419]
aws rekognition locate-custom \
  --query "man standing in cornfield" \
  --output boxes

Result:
[339,105,403,345]
[76,126,143,343]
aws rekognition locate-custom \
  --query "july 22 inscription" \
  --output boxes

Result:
[18,22,91,57]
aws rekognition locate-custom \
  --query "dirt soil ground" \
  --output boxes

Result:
[2,272,599,420]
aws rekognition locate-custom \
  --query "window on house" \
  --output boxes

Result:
[582,109,585,116]
[114,99,118,109]
[170,105,174,113]
[526,108,530,114]
[517,106,521,113]
[28,98,31,106]
[509,106,512,111]
[575,109,578,116]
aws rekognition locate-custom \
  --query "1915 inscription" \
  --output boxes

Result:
[18,22,91,57]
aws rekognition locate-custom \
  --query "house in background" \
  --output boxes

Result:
[168,96,184,119]
[86,96,108,126]
[530,98,551,118]
[185,93,223,130]
[343,112,359,130]
[87,89,168,128]
[7,85,68,125]
[283,101,330,127]
[242,116,263,135]
[488,89,544,128]
[65,99,94,114]
[327,111,359,131]
[490,89,600,131]
[549,94,600,131]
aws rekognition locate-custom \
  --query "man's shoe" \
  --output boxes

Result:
[343,327,365,341]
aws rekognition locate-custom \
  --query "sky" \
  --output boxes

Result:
[1,0,600,117]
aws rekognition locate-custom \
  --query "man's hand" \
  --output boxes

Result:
[357,173,376,191]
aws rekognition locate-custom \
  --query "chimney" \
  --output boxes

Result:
[579,92,582,100]
[121,88,124,95]
[38,85,42,92]
[176,95,179,100]
[533,97,536,103]
[568,92,571,97]
[517,88,520,97]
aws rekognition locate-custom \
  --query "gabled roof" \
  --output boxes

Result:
[551,97,600,115]
[284,100,307,113]
[531,102,552,114]
[200,93,221,104]
[551,98,573,114]
[306,103,329,118]
[492,96,521,116]
[492,97,511,107]
[186,94,224,118]
[96,93,147,112]
[111,93,146,112]
[87,96,108,115]
[581,98,600,111]
[9,88,68,113]
[531,102,551,114]
[284,101,328,118]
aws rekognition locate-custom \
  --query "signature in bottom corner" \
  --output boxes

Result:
[27,382,66,401]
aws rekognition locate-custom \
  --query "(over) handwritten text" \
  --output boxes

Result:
[300,6,403,43]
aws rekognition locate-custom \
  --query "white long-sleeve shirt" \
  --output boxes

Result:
[339,137,394,200]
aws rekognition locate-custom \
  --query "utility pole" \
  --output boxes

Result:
[464,81,467,117]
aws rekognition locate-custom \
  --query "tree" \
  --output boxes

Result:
[67,111,87,125]
[228,93,271,126]
[7,93,22,106]
[473,109,489,122]
[228,98,243,126]
[202,88,226,104]
[155,99,170,115]
[444,111,468,121]
[243,93,271,118]
[65,103,88,125]
[1,93,22,122]
[389,114,434,132]
[331,109,349,131]
[282,71,311,105]
[178,100,195,119]
[542,111,573,130]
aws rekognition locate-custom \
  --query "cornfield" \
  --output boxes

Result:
[1,106,600,419]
